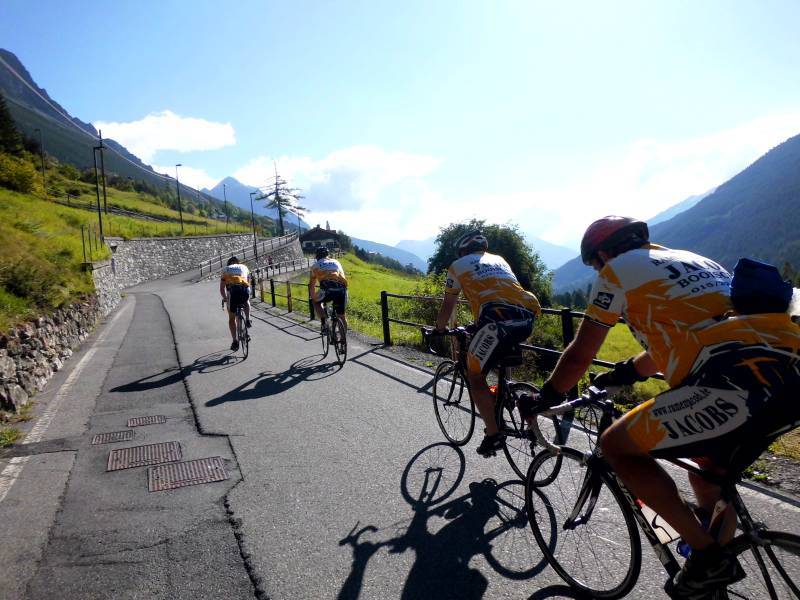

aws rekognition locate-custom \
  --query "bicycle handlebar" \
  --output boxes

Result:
[420,326,468,356]
[529,386,609,454]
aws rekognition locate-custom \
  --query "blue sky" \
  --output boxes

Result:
[2,0,800,248]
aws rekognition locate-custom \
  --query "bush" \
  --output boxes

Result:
[0,153,37,193]
[58,163,81,180]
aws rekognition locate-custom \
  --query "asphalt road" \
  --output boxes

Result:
[3,270,799,599]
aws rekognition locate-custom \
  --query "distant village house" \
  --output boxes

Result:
[299,223,341,252]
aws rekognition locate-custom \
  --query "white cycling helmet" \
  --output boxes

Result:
[454,229,488,253]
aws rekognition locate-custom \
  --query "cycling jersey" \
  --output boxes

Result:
[221,263,251,288]
[445,252,541,320]
[584,244,733,386]
[310,257,347,289]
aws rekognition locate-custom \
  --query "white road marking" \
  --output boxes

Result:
[0,302,131,504]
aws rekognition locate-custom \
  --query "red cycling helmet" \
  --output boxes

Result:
[580,216,649,265]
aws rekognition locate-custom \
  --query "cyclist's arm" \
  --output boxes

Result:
[632,351,659,378]
[547,319,610,393]
[308,272,317,299]
[435,292,459,331]
[219,278,227,299]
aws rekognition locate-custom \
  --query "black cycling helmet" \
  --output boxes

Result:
[227,256,239,266]
[454,229,489,254]
[580,216,649,265]
[315,247,330,259]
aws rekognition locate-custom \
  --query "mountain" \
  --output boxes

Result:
[396,236,436,263]
[203,176,308,230]
[0,48,227,216]
[648,188,715,226]
[351,237,426,272]
[553,133,800,293]
[525,235,576,270]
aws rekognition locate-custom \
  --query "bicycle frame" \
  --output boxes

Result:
[533,389,764,582]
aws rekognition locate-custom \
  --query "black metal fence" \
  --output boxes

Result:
[378,291,664,384]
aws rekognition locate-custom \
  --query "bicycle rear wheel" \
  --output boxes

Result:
[725,530,800,599]
[332,318,347,364]
[525,447,641,599]
[238,314,249,359]
[433,360,475,446]
[499,382,563,481]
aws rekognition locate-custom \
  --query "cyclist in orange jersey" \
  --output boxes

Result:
[535,216,800,598]
[434,229,541,457]
[220,256,252,351]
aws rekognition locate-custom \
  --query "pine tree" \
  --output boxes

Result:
[0,92,23,155]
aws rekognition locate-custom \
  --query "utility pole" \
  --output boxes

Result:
[92,145,105,240]
[249,191,259,260]
[174,164,185,233]
[34,128,46,199]
[98,130,108,214]
[223,183,229,233]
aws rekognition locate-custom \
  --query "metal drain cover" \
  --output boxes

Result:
[92,430,134,445]
[107,441,182,471]
[127,415,167,427]
[147,457,229,492]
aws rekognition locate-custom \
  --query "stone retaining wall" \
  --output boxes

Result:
[0,261,121,415]
[107,233,256,289]
[0,298,102,413]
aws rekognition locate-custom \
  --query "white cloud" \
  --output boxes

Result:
[151,164,219,192]
[228,114,800,247]
[93,110,236,162]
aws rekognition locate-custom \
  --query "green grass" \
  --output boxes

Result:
[0,162,248,330]
[0,427,21,447]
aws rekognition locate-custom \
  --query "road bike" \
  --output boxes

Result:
[525,386,800,599]
[320,301,347,365]
[422,326,562,480]
[223,298,249,359]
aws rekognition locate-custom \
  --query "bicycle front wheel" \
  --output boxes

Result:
[433,360,475,446]
[726,530,800,599]
[332,318,347,364]
[499,382,563,481]
[526,447,641,599]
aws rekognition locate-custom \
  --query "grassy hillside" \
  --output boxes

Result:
[0,171,250,331]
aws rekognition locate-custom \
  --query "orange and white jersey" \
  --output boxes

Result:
[310,257,347,288]
[585,244,737,385]
[445,251,541,319]
[221,263,250,287]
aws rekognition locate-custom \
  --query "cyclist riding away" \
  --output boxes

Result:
[535,215,800,597]
[434,229,541,457]
[220,256,252,351]
[309,247,348,333]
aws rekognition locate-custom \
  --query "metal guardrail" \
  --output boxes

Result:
[198,231,299,276]
[378,291,664,383]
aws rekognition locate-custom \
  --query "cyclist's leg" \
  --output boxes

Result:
[226,290,236,339]
[466,321,504,436]
[244,286,252,326]
[312,290,327,323]
[601,411,715,550]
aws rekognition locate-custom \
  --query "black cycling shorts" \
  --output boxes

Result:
[466,303,535,375]
[317,283,348,315]
[624,342,800,472]
[227,284,250,313]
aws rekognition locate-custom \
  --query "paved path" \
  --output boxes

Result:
[2,271,799,599]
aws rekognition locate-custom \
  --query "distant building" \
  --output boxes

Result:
[299,224,341,252]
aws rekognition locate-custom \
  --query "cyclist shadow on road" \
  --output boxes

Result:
[109,350,243,393]
[337,443,549,600]
[205,354,341,407]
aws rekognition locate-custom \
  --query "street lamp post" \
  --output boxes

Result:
[174,164,185,234]
[223,183,229,233]
[34,128,46,198]
[249,191,259,261]
[92,145,104,240]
